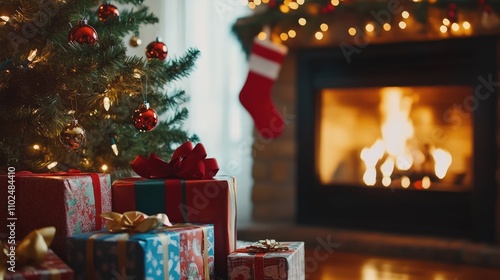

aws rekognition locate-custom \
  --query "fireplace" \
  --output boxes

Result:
[296,37,498,243]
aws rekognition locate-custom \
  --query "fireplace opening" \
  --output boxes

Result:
[297,37,498,243]
[317,86,473,191]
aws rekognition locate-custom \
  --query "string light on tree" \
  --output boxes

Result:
[101,164,108,172]
[111,138,119,156]
[103,96,110,111]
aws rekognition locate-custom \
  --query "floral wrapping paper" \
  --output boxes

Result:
[4,249,74,280]
[111,176,236,278]
[227,242,305,280]
[66,224,215,280]
[0,173,111,258]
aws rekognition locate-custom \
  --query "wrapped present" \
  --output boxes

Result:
[0,170,111,258]
[66,211,215,280]
[2,227,74,280]
[227,240,305,280]
[112,141,237,277]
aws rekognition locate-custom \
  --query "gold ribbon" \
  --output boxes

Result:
[1,227,56,279]
[245,239,289,253]
[100,211,172,233]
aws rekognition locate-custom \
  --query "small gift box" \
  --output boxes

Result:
[66,211,215,280]
[2,227,74,280]
[227,240,305,280]
[112,141,237,277]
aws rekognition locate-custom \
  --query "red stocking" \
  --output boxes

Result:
[239,38,288,139]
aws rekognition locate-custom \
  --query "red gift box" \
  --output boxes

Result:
[4,248,74,280]
[0,171,111,258]
[112,176,236,278]
[227,241,305,280]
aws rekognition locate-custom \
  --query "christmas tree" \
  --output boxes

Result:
[0,0,199,177]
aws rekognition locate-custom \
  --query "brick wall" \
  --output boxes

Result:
[251,50,298,223]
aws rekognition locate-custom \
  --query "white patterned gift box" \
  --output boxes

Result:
[66,224,214,280]
[227,241,305,280]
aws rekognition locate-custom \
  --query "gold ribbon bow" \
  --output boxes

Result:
[246,239,289,253]
[1,227,56,278]
[101,211,173,233]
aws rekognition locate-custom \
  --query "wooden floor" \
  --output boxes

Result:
[305,250,500,280]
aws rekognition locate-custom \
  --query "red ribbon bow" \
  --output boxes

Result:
[130,141,219,180]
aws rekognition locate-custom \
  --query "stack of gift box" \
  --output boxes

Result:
[0,141,304,279]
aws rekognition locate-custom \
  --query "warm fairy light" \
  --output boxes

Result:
[348,27,357,36]
[248,2,256,9]
[280,32,289,41]
[320,23,328,31]
[103,96,110,111]
[280,4,290,13]
[101,164,108,171]
[331,0,340,6]
[315,31,323,40]
[462,21,471,30]
[257,31,268,40]
[297,0,305,4]
[254,0,262,5]
[27,49,37,61]
[33,144,40,150]
[298,18,307,26]
[440,25,448,33]
[442,18,450,26]
[47,162,58,169]
[401,176,410,188]
[289,2,299,9]
[399,21,407,29]
[402,11,410,19]
[288,30,296,38]
[262,0,269,3]
[0,15,9,22]
[422,176,431,189]
[383,23,391,31]
[365,23,375,32]
[451,22,460,31]
[413,0,421,2]
[133,69,141,79]
[111,144,119,156]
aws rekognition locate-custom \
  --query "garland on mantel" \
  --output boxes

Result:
[232,0,500,53]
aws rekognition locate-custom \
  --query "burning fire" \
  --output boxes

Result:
[360,87,452,188]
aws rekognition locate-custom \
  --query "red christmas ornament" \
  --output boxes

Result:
[69,19,98,45]
[60,119,86,150]
[132,102,158,132]
[97,3,120,21]
[321,3,335,14]
[145,38,168,61]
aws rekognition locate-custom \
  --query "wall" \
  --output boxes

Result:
[251,50,298,224]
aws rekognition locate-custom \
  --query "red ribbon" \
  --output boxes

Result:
[17,170,103,230]
[130,141,219,180]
